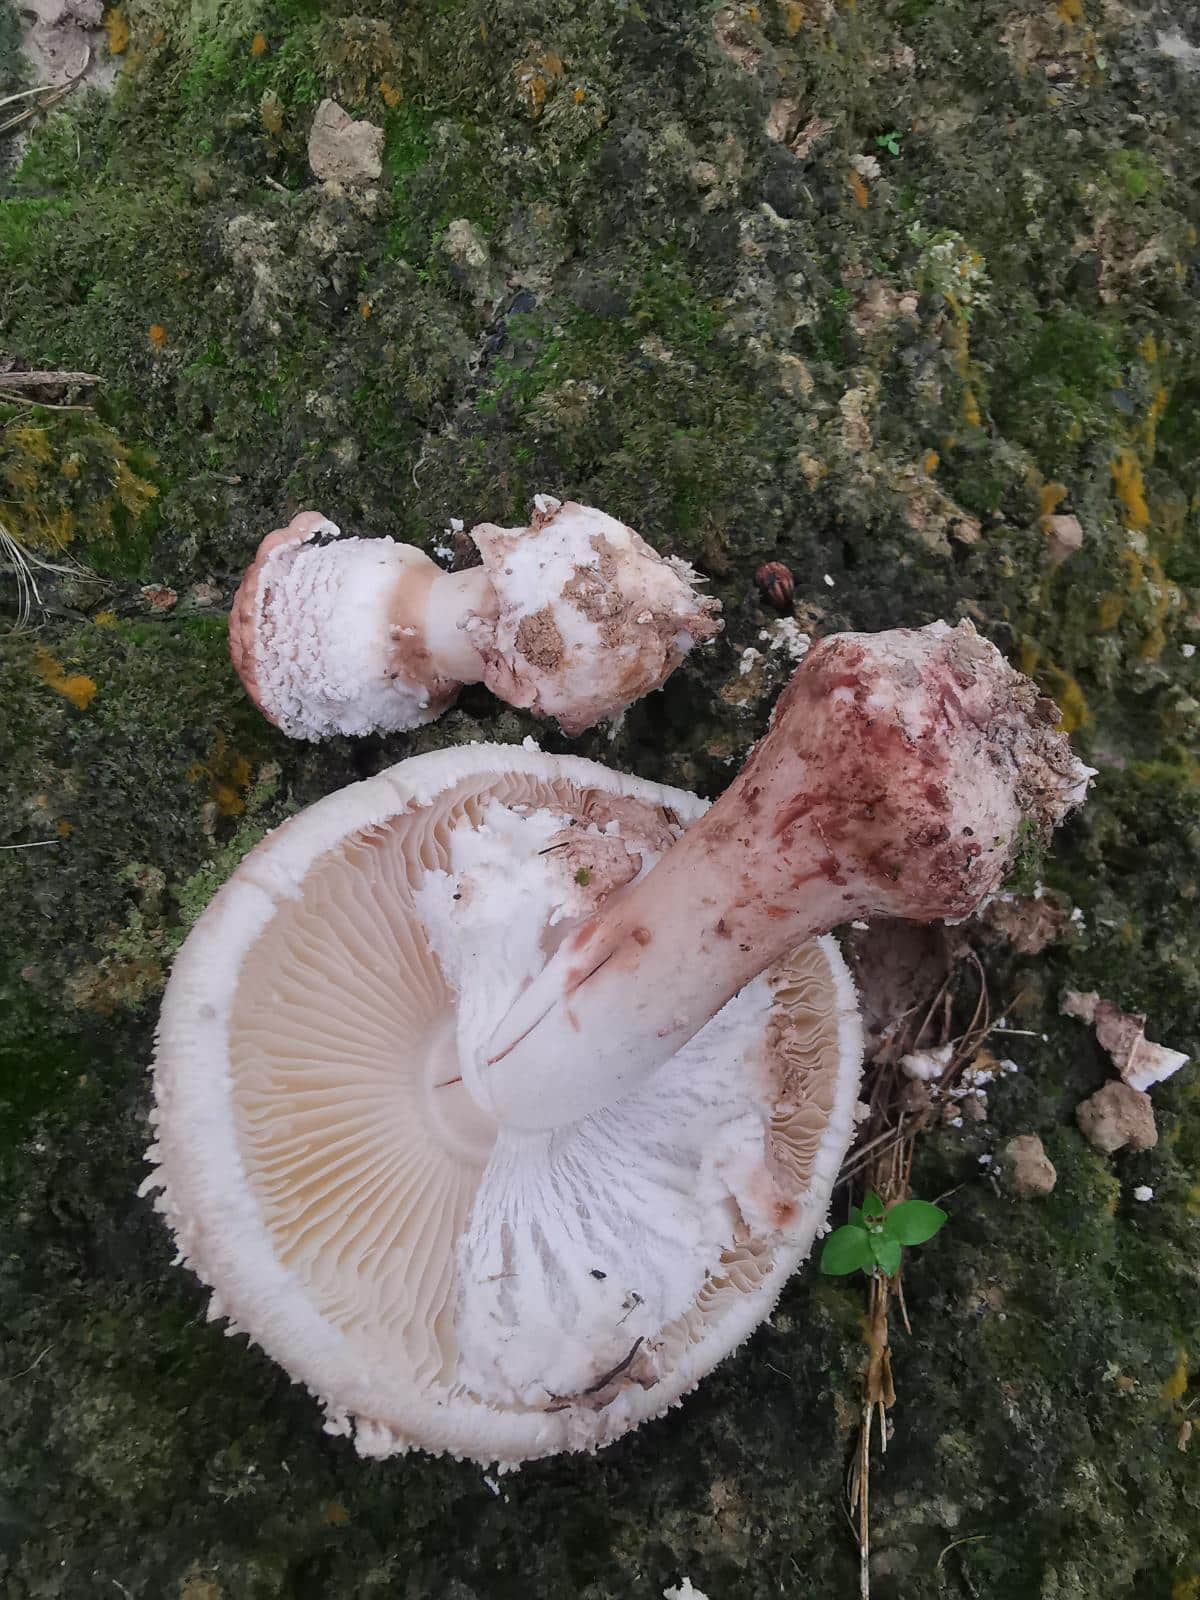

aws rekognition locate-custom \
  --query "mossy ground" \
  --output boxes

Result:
[1,2,1198,1596]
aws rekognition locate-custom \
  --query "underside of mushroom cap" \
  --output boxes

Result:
[228,513,460,739]
[144,745,860,1466]
[468,497,723,735]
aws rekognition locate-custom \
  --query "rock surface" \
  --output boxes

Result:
[1076,1081,1159,1155]
[1001,1132,1058,1197]
[307,98,383,185]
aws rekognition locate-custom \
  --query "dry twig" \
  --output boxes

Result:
[0,370,101,389]
[0,51,91,138]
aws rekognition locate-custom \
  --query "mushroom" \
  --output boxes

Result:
[228,496,721,740]
[144,620,1088,1464]
[475,620,1091,1129]
[144,744,861,1463]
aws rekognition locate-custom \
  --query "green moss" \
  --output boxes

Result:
[1108,149,1165,204]
[988,308,1125,473]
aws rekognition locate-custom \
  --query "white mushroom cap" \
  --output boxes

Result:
[469,496,723,736]
[228,512,482,739]
[144,745,861,1465]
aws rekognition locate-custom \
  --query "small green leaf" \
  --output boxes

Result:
[885,1199,948,1246]
[820,1225,873,1276]
[862,1190,885,1219]
[872,1234,902,1277]
[848,1205,864,1228]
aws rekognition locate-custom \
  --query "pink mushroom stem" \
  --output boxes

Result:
[470,621,1090,1131]
[386,555,495,688]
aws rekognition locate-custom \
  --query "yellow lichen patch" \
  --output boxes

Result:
[1021,660,1088,731]
[360,299,373,319]
[148,324,168,351]
[573,86,586,103]
[322,1501,350,1527]
[115,459,158,517]
[942,295,986,428]
[1110,447,1149,531]
[1056,0,1083,21]
[1118,546,1144,591]
[1141,385,1170,458]
[1016,636,1040,678]
[250,32,268,57]
[32,647,97,711]
[1139,332,1159,365]
[1095,593,1124,631]
[1188,1184,1200,1216]
[1139,625,1166,661]
[1050,673,1089,733]
[4,459,39,496]
[187,736,254,818]
[378,75,403,109]
[260,92,284,137]
[94,610,118,627]
[922,449,940,475]
[1170,1578,1200,1600]
[106,7,130,54]
[2,412,160,556]
[1038,480,1067,530]
[44,508,77,548]
[56,819,73,838]
[783,0,805,34]
[848,170,868,209]
[1162,1351,1189,1404]
[10,425,54,465]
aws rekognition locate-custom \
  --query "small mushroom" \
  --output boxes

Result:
[145,744,861,1464]
[228,497,721,740]
[478,620,1091,1129]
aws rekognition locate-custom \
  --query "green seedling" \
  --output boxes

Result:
[820,1190,946,1278]
[874,131,903,157]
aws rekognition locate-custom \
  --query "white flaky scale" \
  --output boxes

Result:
[144,744,862,1465]
[229,497,722,741]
